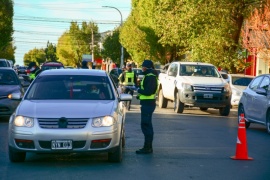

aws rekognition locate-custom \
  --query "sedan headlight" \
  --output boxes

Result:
[14,116,34,127]
[182,83,193,91]
[92,116,116,127]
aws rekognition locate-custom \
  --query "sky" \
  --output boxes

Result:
[13,0,132,66]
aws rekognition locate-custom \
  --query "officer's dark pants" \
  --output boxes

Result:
[140,105,156,146]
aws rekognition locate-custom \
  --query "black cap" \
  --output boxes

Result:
[141,60,153,68]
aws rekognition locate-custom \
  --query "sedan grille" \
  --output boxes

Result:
[193,86,223,93]
[38,118,88,129]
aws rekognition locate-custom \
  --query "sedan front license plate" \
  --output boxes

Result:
[203,94,213,99]
[51,140,72,150]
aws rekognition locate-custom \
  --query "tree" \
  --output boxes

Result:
[121,0,267,72]
[0,0,13,51]
[23,48,46,66]
[57,21,100,67]
[45,41,58,62]
[0,0,15,61]
[102,29,130,65]
[242,2,270,65]
[120,0,166,65]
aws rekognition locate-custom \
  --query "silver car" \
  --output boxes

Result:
[8,69,132,162]
[238,74,270,133]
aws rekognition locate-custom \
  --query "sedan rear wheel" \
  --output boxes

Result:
[238,105,250,128]
[266,112,270,134]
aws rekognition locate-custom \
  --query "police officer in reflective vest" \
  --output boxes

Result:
[136,59,158,154]
[27,62,40,82]
[119,63,137,87]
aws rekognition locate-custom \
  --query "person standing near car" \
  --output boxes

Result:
[27,62,40,82]
[136,59,158,154]
[119,63,137,89]
[81,60,89,69]
[119,63,137,110]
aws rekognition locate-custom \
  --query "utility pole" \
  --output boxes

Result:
[91,28,94,63]
[102,6,124,67]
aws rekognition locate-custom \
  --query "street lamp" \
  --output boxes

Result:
[102,6,124,68]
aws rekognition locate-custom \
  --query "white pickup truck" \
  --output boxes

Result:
[158,61,232,116]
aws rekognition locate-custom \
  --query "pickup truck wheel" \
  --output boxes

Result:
[200,107,208,111]
[219,105,230,116]
[158,89,168,108]
[174,92,184,113]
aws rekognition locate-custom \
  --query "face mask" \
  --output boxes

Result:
[30,67,35,71]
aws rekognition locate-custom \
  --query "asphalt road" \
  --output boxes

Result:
[1,97,270,180]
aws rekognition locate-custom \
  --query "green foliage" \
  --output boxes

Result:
[121,0,267,72]
[23,48,46,66]
[45,41,58,62]
[0,42,15,61]
[0,0,14,58]
[56,21,100,67]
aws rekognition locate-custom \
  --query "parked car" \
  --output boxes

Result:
[238,74,270,133]
[8,69,132,162]
[0,67,25,117]
[228,74,254,106]
[0,59,12,68]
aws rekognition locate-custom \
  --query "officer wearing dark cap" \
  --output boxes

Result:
[136,59,158,154]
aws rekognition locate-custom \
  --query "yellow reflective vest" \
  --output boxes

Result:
[139,73,158,100]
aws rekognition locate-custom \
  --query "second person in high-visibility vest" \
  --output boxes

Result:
[119,63,137,88]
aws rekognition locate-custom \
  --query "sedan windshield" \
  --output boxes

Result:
[25,75,115,100]
[0,71,20,85]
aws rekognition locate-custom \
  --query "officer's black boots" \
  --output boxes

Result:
[136,143,153,154]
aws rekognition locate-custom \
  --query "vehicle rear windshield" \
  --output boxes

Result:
[25,75,115,100]
[231,76,254,86]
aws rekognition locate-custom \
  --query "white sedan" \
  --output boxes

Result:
[227,74,254,106]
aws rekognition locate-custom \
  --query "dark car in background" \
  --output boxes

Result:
[35,61,65,77]
[109,68,123,86]
[0,67,25,117]
[238,74,270,133]
[16,66,27,75]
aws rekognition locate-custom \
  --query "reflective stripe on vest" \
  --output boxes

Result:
[139,73,158,100]
[123,71,135,86]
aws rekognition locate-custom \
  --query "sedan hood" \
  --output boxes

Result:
[16,100,116,118]
[180,76,226,86]
[0,85,21,96]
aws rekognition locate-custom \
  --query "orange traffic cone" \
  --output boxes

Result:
[231,113,253,160]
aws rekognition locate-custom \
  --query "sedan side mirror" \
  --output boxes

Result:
[256,87,268,96]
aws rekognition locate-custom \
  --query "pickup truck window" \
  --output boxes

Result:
[168,64,178,77]
[179,65,220,77]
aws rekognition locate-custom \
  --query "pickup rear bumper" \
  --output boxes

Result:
[179,91,231,108]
